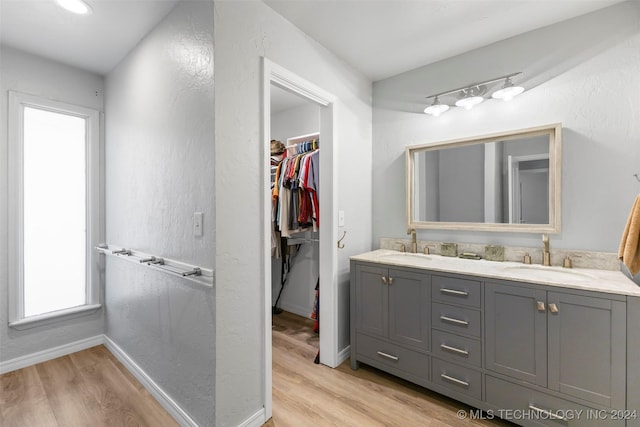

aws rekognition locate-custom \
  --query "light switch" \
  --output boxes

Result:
[338,210,345,227]
[193,212,204,237]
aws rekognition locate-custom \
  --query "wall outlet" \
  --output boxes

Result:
[193,212,203,237]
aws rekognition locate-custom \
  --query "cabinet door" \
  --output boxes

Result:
[547,292,626,409]
[388,268,430,350]
[485,282,547,387]
[355,264,388,337]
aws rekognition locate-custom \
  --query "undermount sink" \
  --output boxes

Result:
[380,252,432,263]
[501,264,594,281]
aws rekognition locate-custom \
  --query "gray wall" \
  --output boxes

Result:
[104,2,215,425]
[0,46,105,362]
[214,1,373,424]
[438,144,484,222]
[373,2,640,251]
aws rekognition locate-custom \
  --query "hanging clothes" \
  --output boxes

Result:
[272,139,319,238]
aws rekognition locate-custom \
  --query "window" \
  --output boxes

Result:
[8,92,101,328]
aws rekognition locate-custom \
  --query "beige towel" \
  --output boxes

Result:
[619,195,640,275]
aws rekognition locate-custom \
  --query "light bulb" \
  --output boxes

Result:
[424,97,450,116]
[492,78,524,101]
[55,0,93,15]
[455,96,484,110]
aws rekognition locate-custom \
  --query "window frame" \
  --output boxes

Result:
[8,91,101,329]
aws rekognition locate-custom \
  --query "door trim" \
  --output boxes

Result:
[261,57,338,420]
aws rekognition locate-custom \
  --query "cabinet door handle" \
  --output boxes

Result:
[440,344,469,356]
[440,315,469,326]
[381,276,387,285]
[528,405,567,421]
[548,303,559,313]
[388,277,394,285]
[376,351,399,361]
[536,301,546,312]
[440,288,469,296]
[440,373,470,388]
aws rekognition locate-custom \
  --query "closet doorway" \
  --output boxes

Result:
[262,58,338,420]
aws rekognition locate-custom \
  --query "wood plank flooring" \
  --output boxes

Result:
[0,345,178,427]
[269,311,512,427]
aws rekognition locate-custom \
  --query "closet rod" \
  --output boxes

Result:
[95,244,213,287]
[286,141,318,148]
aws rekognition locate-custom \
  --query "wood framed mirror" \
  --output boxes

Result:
[406,123,562,233]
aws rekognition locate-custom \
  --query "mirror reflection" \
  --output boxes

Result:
[407,124,561,233]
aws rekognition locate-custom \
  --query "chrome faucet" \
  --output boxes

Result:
[408,228,417,253]
[542,234,551,266]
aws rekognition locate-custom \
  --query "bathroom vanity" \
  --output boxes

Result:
[350,249,640,427]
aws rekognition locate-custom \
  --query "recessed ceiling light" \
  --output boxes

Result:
[55,0,93,15]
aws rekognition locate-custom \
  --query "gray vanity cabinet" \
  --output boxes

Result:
[485,281,626,410]
[351,256,635,427]
[351,262,430,384]
[485,283,548,387]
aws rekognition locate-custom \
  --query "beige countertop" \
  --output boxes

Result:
[351,249,640,297]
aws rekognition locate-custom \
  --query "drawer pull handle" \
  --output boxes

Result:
[548,303,559,314]
[381,276,387,285]
[440,373,470,387]
[440,288,469,296]
[388,277,394,285]
[537,301,546,312]
[376,351,399,361]
[440,344,469,356]
[528,405,567,421]
[440,315,469,326]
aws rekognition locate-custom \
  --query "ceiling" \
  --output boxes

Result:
[264,0,627,81]
[0,0,179,75]
[0,0,626,82]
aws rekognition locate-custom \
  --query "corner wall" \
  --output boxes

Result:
[0,46,105,362]
[373,2,640,252]
[214,1,373,425]
[104,2,215,425]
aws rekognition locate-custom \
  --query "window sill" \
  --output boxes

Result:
[9,304,102,330]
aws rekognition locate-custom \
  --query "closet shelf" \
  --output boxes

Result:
[95,244,214,287]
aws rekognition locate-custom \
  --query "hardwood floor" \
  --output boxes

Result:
[270,311,512,427]
[1,315,513,427]
[0,345,178,427]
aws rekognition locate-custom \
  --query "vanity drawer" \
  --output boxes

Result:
[356,333,428,380]
[431,330,481,367]
[432,302,481,338]
[431,358,482,400]
[432,275,481,308]
[485,375,624,427]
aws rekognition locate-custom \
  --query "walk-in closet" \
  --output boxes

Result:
[270,84,321,362]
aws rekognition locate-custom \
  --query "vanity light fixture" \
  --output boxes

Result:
[424,72,523,116]
[55,0,93,15]
[491,77,524,101]
[423,96,450,116]
[454,86,485,110]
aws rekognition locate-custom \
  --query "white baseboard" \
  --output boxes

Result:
[239,408,266,427]
[103,336,199,427]
[277,301,313,318]
[337,344,351,367]
[0,335,104,374]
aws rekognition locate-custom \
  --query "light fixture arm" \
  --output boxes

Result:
[425,72,522,100]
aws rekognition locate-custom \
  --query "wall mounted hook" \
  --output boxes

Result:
[337,230,347,249]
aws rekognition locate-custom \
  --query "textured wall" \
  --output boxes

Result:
[214,1,373,425]
[373,2,640,252]
[0,46,105,362]
[104,1,215,425]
